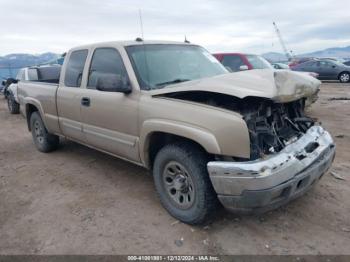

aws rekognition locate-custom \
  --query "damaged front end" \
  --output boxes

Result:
[208,124,335,213]
[162,91,335,213]
[206,96,335,213]
[150,69,331,213]
[242,97,314,160]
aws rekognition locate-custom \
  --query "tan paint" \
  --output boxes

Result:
[138,95,250,166]
[149,69,321,103]
[18,40,319,169]
[57,87,86,143]
[17,81,60,132]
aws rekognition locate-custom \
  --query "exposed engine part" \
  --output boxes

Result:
[161,91,315,160]
[240,98,314,159]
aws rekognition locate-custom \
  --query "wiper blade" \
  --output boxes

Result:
[155,78,190,87]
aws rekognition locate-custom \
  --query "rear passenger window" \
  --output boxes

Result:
[222,55,245,72]
[87,48,127,89]
[64,49,88,87]
[16,69,25,81]
[28,69,39,81]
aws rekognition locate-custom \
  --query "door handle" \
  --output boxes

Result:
[81,97,90,107]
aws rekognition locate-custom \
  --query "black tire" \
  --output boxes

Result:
[7,93,20,114]
[30,112,59,152]
[153,142,219,225]
[339,72,350,83]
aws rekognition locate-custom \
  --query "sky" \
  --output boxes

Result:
[0,0,349,56]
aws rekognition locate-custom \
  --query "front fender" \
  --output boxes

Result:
[140,119,221,166]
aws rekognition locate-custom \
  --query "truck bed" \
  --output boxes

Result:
[18,81,60,133]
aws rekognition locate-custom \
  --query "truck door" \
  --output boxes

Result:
[79,47,140,162]
[56,49,88,142]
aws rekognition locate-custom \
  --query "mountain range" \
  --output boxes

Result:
[0,52,59,79]
[262,45,350,62]
[0,52,59,69]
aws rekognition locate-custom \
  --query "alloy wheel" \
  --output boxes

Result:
[340,73,350,83]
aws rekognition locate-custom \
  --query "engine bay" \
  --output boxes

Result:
[161,91,315,160]
[240,98,314,159]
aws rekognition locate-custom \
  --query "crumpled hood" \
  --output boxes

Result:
[149,69,321,103]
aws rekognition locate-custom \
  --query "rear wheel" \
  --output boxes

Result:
[339,72,350,83]
[7,93,20,114]
[153,142,219,224]
[30,112,59,152]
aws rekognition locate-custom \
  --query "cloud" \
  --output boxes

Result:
[0,0,348,55]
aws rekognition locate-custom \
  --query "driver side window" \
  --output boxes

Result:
[87,48,128,90]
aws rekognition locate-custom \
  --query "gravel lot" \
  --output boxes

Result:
[0,82,349,255]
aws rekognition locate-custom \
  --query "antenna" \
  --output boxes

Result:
[139,9,144,40]
[184,35,190,43]
[138,9,150,89]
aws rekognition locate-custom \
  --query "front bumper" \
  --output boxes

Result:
[207,126,335,213]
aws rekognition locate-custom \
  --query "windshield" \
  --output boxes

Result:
[246,55,273,69]
[126,44,228,90]
[327,60,345,66]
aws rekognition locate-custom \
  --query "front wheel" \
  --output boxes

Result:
[153,143,219,225]
[339,72,350,83]
[30,112,59,152]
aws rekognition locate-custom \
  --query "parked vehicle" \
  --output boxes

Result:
[0,80,5,93]
[6,65,61,114]
[292,59,350,83]
[213,53,272,72]
[318,57,346,63]
[1,77,17,99]
[272,62,319,78]
[18,41,334,224]
[288,57,315,68]
[272,63,290,70]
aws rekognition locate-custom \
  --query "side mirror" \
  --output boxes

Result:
[239,65,249,71]
[96,74,131,94]
[332,65,336,68]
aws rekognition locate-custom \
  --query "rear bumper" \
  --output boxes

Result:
[207,126,335,213]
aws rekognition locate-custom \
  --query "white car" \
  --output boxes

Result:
[7,67,37,114]
[7,65,61,114]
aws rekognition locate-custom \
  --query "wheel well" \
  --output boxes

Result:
[26,104,39,131]
[147,132,211,169]
[338,71,350,79]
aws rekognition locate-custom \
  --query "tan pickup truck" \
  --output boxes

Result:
[18,40,335,224]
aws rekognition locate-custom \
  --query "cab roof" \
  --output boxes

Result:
[70,40,195,51]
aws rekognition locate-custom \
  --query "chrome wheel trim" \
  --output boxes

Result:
[340,73,349,82]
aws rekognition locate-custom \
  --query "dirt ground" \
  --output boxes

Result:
[0,82,349,255]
